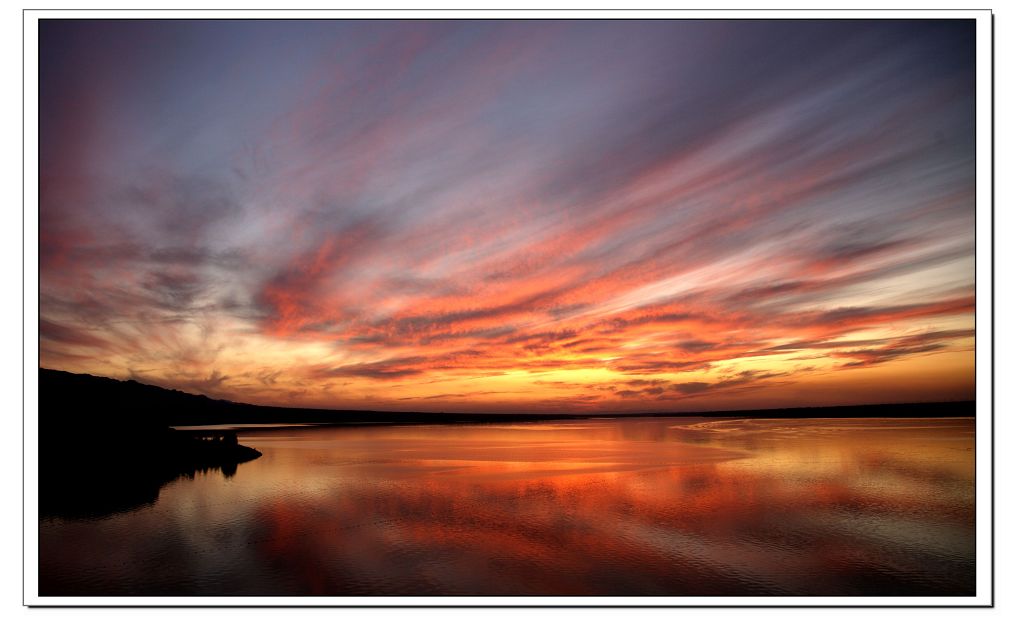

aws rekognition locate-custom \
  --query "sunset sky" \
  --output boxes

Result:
[38,20,976,413]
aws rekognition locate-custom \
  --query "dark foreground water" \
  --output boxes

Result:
[39,416,975,596]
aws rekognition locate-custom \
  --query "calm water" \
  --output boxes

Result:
[39,417,975,596]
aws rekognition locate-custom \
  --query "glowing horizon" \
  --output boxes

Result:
[38,20,975,413]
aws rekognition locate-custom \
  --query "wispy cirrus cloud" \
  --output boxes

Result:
[39,20,975,411]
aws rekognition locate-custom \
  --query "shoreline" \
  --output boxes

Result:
[169,402,977,432]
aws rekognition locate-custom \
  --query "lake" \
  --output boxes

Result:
[38,416,975,596]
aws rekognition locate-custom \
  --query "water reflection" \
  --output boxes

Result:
[39,463,241,521]
[39,417,975,596]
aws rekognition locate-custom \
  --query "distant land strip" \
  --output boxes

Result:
[38,368,975,429]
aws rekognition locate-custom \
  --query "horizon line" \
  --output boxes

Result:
[38,367,975,418]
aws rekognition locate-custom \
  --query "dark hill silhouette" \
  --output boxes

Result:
[41,368,262,431]
[39,369,263,520]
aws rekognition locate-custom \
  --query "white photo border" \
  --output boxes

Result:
[21,7,994,608]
